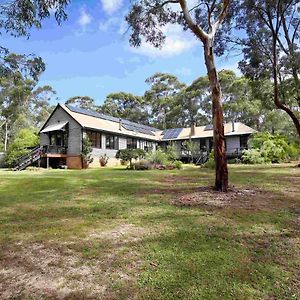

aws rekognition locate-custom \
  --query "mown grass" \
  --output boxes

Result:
[0,164,299,299]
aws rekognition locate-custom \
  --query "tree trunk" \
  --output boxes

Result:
[204,40,228,192]
[4,121,8,152]
[271,34,300,138]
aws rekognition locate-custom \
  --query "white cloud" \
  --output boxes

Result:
[78,8,92,27]
[99,17,119,32]
[129,24,197,58]
[101,0,123,15]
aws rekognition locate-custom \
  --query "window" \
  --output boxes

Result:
[87,130,101,148]
[240,135,248,149]
[144,141,153,151]
[199,139,207,151]
[140,140,153,151]
[106,134,119,149]
[127,138,137,149]
[49,131,67,146]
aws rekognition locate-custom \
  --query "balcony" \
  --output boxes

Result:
[42,145,68,154]
[226,147,247,157]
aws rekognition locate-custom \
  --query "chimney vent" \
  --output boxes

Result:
[119,118,122,131]
[232,120,235,132]
[190,122,196,136]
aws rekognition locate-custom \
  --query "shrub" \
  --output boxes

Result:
[99,154,109,167]
[260,140,286,163]
[286,143,300,160]
[120,159,128,166]
[166,144,180,161]
[81,137,94,167]
[183,140,199,163]
[116,149,146,169]
[242,132,297,164]
[133,159,153,170]
[172,160,183,169]
[146,148,170,165]
[203,151,215,169]
[5,128,39,167]
[242,149,266,164]
[228,158,241,164]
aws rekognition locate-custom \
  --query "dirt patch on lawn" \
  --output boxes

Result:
[172,186,289,211]
[0,224,146,299]
[88,224,149,244]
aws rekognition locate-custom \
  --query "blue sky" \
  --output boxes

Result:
[2,0,240,105]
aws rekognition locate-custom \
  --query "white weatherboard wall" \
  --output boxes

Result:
[226,136,240,154]
[88,132,124,158]
[86,131,158,167]
[40,106,82,155]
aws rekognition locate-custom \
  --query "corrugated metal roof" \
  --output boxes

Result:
[59,104,256,141]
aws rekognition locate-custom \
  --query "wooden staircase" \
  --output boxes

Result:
[194,152,209,165]
[13,146,43,171]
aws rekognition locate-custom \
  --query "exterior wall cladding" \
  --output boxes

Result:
[84,130,158,167]
[39,106,249,168]
[40,106,82,155]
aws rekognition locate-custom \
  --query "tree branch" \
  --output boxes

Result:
[292,19,300,44]
[160,0,179,7]
[210,0,230,37]
[179,0,208,42]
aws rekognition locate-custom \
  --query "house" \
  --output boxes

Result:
[39,103,256,169]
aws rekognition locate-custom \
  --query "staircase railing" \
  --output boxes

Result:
[13,146,43,171]
[195,151,209,165]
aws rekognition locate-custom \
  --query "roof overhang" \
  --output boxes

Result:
[40,121,68,133]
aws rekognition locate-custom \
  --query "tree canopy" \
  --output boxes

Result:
[0,0,70,37]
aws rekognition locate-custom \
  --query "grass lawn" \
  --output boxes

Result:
[0,164,299,299]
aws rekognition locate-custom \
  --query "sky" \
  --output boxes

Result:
[2,0,241,106]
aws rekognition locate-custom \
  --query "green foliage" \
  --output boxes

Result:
[146,148,170,165]
[120,159,128,166]
[172,160,183,170]
[5,128,39,166]
[203,151,215,169]
[116,149,146,169]
[242,132,299,164]
[65,96,96,110]
[183,140,199,162]
[286,143,300,159]
[0,51,54,150]
[241,149,266,164]
[144,73,186,129]
[100,92,149,125]
[238,0,300,138]
[133,159,153,170]
[81,137,93,164]
[0,1,69,37]
[165,144,180,161]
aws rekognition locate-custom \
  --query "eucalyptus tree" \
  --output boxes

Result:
[65,96,97,111]
[100,92,150,124]
[126,0,234,190]
[171,86,209,127]
[144,73,185,129]
[238,0,300,138]
[0,52,53,150]
[0,0,69,37]
[31,86,56,128]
